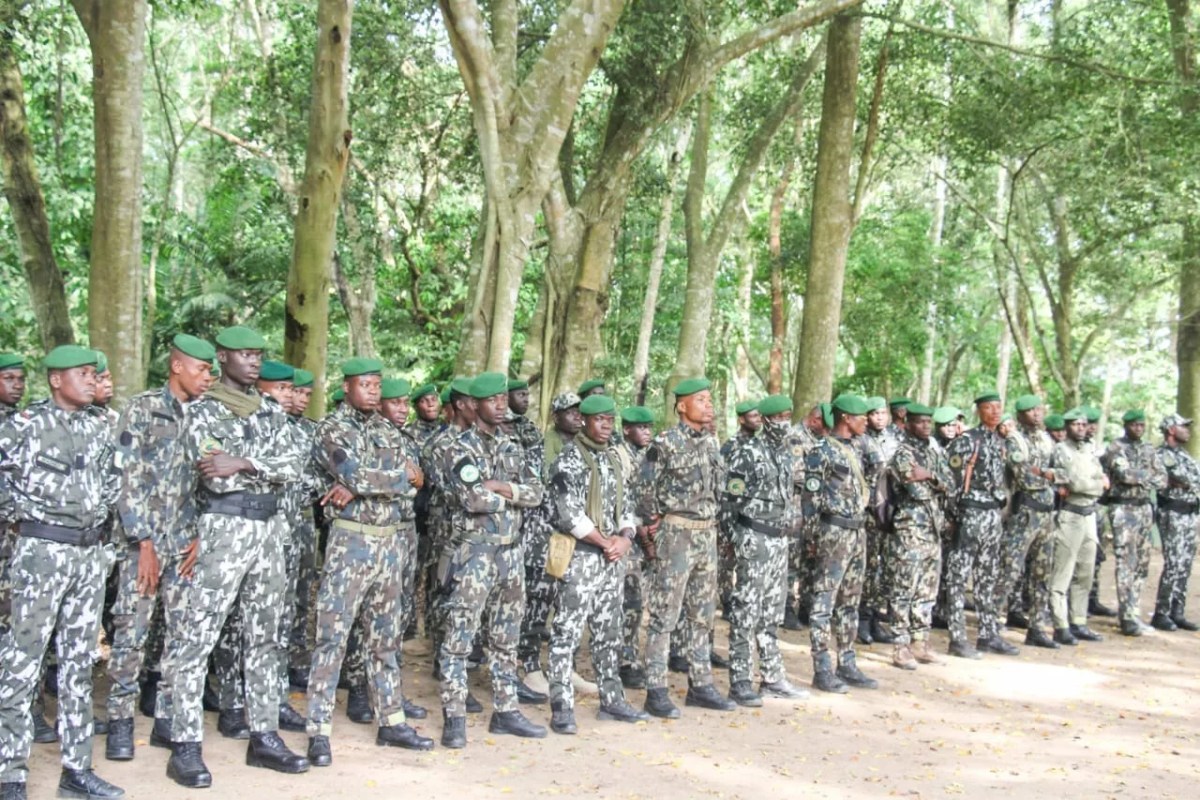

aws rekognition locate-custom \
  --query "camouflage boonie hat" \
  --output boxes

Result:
[1160,413,1192,433]
[551,391,582,413]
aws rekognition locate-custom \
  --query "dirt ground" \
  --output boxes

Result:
[25,552,1200,800]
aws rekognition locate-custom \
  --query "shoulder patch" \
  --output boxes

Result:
[1163,452,1177,469]
[726,477,746,496]
[455,457,481,485]
[1010,450,1025,464]
[949,454,963,469]
[200,437,223,456]
[804,476,822,493]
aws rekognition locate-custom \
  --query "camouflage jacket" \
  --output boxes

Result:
[543,429,572,474]
[868,426,899,463]
[854,433,887,495]
[637,421,723,522]
[718,430,754,463]
[789,424,819,498]
[114,384,190,549]
[1007,424,1057,506]
[511,415,543,460]
[0,399,118,529]
[408,417,442,449]
[444,425,543,545]
[801,435,868,524]
[721,431,794,531]
[1158,444,1200,506]
[548,440,635,546]
[1102,436,1167,502]
[313,404,417,527]
[420,423,461,520]
[1052,439,1107,504]
[946,426,1008,513]
[889,431,953,532]
[0,402,19,421]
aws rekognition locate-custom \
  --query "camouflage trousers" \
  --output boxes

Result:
[808,522,866,666]
[1155,509,1198,617]
[717,527,736,613]
[727,526,788,686]
[437,540,525,718]
[306,523,410,735]
[152,557,196,725]
[548,546,627,712]
[998,504,1055,631]
[1108,504,1154,623]
[518,530,558,674]
[947,507,1004,643]
[859,519,886,616]
[288,510,319,671]
[343,521,417,687]
[1049,508,1098,628]
[275,526,303,704]
[786,517,816,618]
[105,542,171,720]
[422,505,451,652]
[643,520,717,690]
[0,524,15,631]
[879,523,940,645]
[0,537,105,782]
[160,513,285,742]
[620,543,646,667]
[213,601,245,712]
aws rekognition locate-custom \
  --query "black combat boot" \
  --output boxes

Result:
[1088,597,1117,617]
[760,678,810,699]
[550,701,577,735]
[856,618,873,645]
[812,652,848,694]
[149,717,173,749]
[105,718,135,761]
[1119,619,1143,637]
[167,741,212,789]
[836,654,879,689]
[1053,627,1078,646]
[686,683,736,711]
[782,607,804,631]
[278,702,306,732]
[345,685,374,724]
[307,735,332,767]
[138,671,160,718]
[643,687,680,719]
[57,769,123,799]
[217,707,250,739]
[441,713,466,749]
[288,667,310,691]
[1151,611,1178,631]
[516,677,548,705]
[31,706,56,744]
[870,613,896,644]
[1024,628,1059,649]
[1006,610,1029,630]
[465,691,483,714]
[709,651,730,670]
[1172,614,1200,632]
[597,698,650,723]
[377,724,435,750]
[667,654,689,673]
[245,731,310,774]
[488,710,547,738]
[728,681,763,708]
[201,681,220,713]
[403,697,428,719]
[977,635,1020,656]
[619,663,646,689]
[1071,623,1104,641]
[947,639,982,659]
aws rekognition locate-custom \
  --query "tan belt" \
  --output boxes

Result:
[662,514,716,530]
[332,518,397,538]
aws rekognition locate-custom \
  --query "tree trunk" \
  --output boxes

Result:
[73,0,148,401]
[334,185,378,359]
[0,41,74,350]
[285,0,353,417]
[767,119,802,394]
[791,14,861,416]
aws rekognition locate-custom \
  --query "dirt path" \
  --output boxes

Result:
[25,555,1200,799]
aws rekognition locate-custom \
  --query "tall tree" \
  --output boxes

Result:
[72,0,147,400]
[285,0,353,415]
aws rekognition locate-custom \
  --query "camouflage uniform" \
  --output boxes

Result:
[420,424,460,653]
[721,425,794,686]
[800,435,868,671]
[304,403,417,735]
[287,415,321,674]
[613,439,648,668]
[880,432,952,644]
[0,399,117,784]
[438,426,542,717]
[717,431,754,610]
[1000,424,1057,630]
[158,389,300,743]
[1102,437,1167,624]
[637,422,723,691]
[855,433,887,622]
[1155,443,1200,619]
[105,385,192,723]
[545,439,635,712]
[518,431,561,676]
[945,426,1009,645]
[786,424,819,620]
[409,416,442,634]
[1049,438,1106,628]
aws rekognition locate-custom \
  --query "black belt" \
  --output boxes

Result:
[1159,498,1200,515]
[18,520,104,547]
[1106,496,1152,506]
[960,497,1004,511]
[200,491,279,522]
[1014,493,1054,513]
[1061,501,1097,516]
[737,514,785,537]
[819,513,862,531]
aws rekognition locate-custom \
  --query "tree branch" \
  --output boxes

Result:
[709,0,863,70]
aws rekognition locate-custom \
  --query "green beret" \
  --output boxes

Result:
[1000,413,1014,425]
[832,393,869,415]
[215,325,267,350]
[1014,394,1042,413]
[171,334,215,363]
[331,387,345,403]
[468,371,508,399]
[381,377,411,399]
[579,395,616,416]
[758,394,793,417]
[932,406,959,425]
[974,390,1001,404]
[1045,413,1065,431]
[889,397,912,408]
[507,379,529,392]
[907,402,934,417]
[342,357,384,378]
[259,360,295,382]
[0,353,23,371]
[865,396,887,412]
[44,345,99,371]
[1122,409,1145,424]
[735,399,759,416]
[820,402,833,430]
[209,363,220,377]
[412,383,437,401]
[94,351,109,374]
[293,369,314,388]
[621,406,654,425]
[1063,407,1086,422]
[439,386,452,404]
[450,377,473,397]
[673,377,711,397]
[1084,405,1102,423]
[578,378,605,395]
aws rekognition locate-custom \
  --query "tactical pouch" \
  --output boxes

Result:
[545,532,576,579]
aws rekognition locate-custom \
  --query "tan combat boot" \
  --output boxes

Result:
[912,639,942,665]
[892,644,918,670]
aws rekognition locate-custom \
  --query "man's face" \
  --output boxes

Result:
[907,415,933,440]
[844,412,867,437]
[257,380,294,408]
[292,387,313,416]
[0,368,25,406]
[584,412,614,444]
[345,374,381,413]
[977,400,1002,428]
[1125,421,1145,441]
[678,390,714,428]
[1068,418,1090,442]
[452,396,476,427]
[171,352,213,401]
[1086,421,1099,440]
[1018,407,1044,428]
[218,348,263,387]
[804,406,825,435]
[867,408,889,432]
[740,410,762,434]
[412,394,439,422]
[554,406,583,436]
[936,422,957,441]
[582,385,606,399]
[892,406,907,424]
[94,371,114,406]
[508,388,530,415]
[476,393,507,426]
[50,365,97,410]
[1173,424,1191,444]
[623,422,652,448]
[381,396,410,426]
